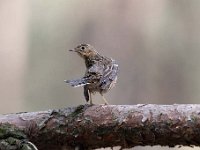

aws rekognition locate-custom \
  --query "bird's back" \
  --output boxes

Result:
[84,55,119,94]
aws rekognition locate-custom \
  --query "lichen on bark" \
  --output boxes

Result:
[0,123,37,150]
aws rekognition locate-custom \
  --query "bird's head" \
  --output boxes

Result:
[69,44,98,58]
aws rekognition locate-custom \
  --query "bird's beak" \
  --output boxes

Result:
[69,48,79,52]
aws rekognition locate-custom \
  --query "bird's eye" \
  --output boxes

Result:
[81,46,85,50]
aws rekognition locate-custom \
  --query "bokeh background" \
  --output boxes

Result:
[1,0,200,149]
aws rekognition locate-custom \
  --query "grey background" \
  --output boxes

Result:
[0,0,200,149]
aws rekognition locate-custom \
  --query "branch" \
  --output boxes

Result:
[0,104,200,149]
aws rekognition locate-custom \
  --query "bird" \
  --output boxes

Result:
[64,44,119,105]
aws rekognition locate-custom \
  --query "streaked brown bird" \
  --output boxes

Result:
[65,44,119,105]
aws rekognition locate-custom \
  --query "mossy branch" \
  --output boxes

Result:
[0,104,200,149]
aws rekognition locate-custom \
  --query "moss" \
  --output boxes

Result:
[0,123,26,139]
[21,144,33,150]
[190,114,198,122]
[70,105,85,118]
[0,124,38,149]
[5,137,18,145]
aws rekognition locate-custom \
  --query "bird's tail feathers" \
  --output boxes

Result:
[64,78,90,87]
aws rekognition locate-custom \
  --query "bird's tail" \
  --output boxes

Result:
[64,78,89,87]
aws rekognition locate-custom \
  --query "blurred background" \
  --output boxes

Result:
[1,0,200,149]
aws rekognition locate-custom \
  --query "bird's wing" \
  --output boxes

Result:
[100,61,119,89]
[84,64,104,83]
[65,63,104,87]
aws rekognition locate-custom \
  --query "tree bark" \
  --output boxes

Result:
[0,104,200,149]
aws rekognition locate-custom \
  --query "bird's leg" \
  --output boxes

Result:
[101,94,109,105]
[89,91,93,105]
